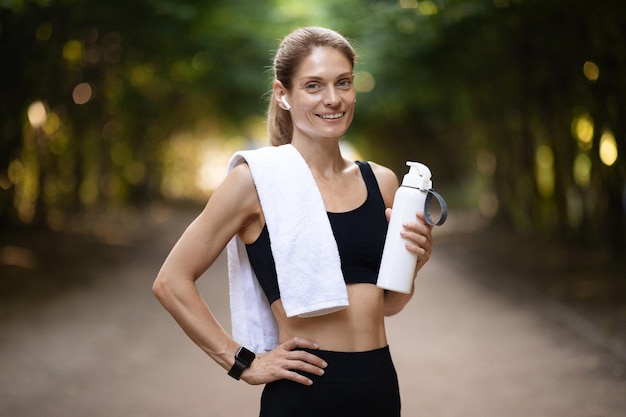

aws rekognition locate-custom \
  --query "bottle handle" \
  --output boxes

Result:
[425,189,448,226]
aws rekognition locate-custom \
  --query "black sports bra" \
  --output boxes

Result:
[245,161,388,305]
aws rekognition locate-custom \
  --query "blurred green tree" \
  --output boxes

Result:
[0,0,281,227]
[0,0,624,258]
[337,0,625,257]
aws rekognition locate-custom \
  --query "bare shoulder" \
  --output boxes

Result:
[225,161,255,191]
[367,161,399,207]
[368,161,398,186]
[212,162,259,216]
[196,161,262,241]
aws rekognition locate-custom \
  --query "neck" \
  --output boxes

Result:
[290,136,347,178]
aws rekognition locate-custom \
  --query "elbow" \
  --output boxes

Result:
[383,295,403,317]
[384,304,404,317]
[152,268,196,309]
[152,271,173,305]
[383,290,413,316]
[152,276,162,299]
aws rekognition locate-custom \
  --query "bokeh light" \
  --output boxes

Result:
[573,153,592,187]
[599,129,618,166]
[27,101,47,128]
[572,113,594,151]
[72,83,93,105]
[583,61,599,83]
[354,71,375,93]
[42,112,61,135]
[535,144,555,198]
[130,64,155,87]
[398,0,437,14]
[7,160,24,185]
[399,0,418,8]
[63,40,83,61]
[418,0,438,15]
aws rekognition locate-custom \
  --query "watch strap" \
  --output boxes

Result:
[227,346,255,380]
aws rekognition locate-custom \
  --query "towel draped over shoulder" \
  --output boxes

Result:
[226,144,349,353]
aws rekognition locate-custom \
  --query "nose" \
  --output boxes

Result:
[324,87,339,106]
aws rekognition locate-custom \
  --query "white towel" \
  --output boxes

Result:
[226,144,349,353]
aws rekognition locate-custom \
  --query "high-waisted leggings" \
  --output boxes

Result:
[259,345,401,417]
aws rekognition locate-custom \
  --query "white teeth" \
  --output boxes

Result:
[319,113,344,119]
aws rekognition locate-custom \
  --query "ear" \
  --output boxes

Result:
[273,80,290,111]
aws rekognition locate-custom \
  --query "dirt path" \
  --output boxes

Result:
[1,205,624,417]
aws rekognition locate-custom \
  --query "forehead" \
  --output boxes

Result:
[294,47,353,80]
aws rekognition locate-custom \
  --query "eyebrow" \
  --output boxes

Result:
[300,72,354,81]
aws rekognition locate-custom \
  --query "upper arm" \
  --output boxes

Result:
[159,163,261,281]
[368,162,399,208]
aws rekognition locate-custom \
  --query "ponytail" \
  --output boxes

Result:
[267,95,293,146]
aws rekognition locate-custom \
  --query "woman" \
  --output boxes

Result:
[153,27,433,417]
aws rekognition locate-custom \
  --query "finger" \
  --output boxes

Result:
[415,212,434,230]
[405,241,430,258]
[284,370,316,386]
[401,228,432,258]
[287,349,328,370]
[400,226,429,246]
[404,212,430,229]
[282,354,327,386]
[280,337,328,372]
[282,336,319,351]
[251,358,318,386]
[276,343,328,386]
[403,220,434,249]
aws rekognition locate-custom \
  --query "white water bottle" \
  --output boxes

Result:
[377,161,433,294]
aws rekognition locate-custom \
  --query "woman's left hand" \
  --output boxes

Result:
[385,209,434,274]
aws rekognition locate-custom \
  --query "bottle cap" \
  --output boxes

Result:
[402,161,432,190]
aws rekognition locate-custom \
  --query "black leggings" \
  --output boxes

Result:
[259,346,401,417]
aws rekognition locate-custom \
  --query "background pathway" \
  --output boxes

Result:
[1,205,624,417]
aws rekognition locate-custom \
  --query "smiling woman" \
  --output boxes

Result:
[153,27,435,417]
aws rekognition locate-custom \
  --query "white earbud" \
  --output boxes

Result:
[281,96,291,110]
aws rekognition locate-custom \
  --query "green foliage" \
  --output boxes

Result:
[344,0,626,254]
[0,0,280,224]
[0,0,624,256]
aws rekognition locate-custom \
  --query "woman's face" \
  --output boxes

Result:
[285,47,356,142]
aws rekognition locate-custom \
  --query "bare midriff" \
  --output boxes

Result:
[271,283,388,352]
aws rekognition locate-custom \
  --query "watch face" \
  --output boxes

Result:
[238,346,256,365]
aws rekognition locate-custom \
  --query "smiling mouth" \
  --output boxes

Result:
[317,112,345,120]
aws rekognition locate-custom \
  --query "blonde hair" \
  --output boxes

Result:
[267,27,357,146]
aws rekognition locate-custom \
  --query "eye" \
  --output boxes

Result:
[305,82,321,92]
[337,79,352,89]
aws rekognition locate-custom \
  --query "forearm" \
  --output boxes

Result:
[152,274,238,371]
[383,285,415,316]
[383,261,427,315]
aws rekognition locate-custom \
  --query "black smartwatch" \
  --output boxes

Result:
[227,346,256,380]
